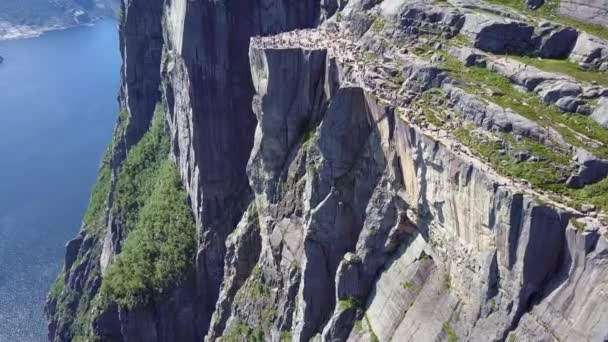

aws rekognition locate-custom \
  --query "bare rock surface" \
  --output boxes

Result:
[46,1,608,341]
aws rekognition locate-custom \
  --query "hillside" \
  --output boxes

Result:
[46,0,608,341]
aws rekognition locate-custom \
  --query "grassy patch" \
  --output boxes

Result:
[457,127,608,211]
[565,177,608,210]
[280,331,292,342]
[354,319,364,334]
[483,0,608,41]
[371,16,387,33]
[455,128,566,186]
[451,34,472,47]
[441,52,608,158]
[100,160,196,309]
[502,134,571,165]
[511,56,608,86]
[442,321,459,342]
[419,89,447,127]
[49,274,65,300]
[339,296,364,310]
[570,217,586,233]
[244,266,270,299]
[443,273,452,289]
[223,320,264,342]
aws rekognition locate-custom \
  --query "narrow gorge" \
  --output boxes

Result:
[46,0,608,341]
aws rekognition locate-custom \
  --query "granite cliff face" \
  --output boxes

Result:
[47,0,608,341]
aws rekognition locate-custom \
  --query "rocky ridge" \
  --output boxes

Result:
[47,0,608,341]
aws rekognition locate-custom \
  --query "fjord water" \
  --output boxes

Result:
[0,20,119,341]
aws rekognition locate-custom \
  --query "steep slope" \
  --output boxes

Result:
[47,0,608,341]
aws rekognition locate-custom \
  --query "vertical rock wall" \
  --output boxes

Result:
[161,0,322,334]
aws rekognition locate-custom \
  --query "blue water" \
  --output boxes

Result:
[0,20,120,341]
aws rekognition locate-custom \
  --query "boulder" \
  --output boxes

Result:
[558,0,608,27]
[535,22,578,59]
[569,32,608,70]
[461,13,536,55]
[447,45,487,67]
[590,96,608,127]
[486,57,563,91]
[526,0,545,10]
[64,236,83,272]
[566,149,608,188]
[555,96,585,113]
[539,81,583,104]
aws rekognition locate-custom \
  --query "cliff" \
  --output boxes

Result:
[46,0,608,341]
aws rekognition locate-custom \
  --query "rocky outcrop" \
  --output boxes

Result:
[161,0,321,335]
[558,0,608,28]
[569,32,608,71]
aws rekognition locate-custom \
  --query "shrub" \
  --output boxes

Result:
[111,107,170,236]
[101,161,196,308]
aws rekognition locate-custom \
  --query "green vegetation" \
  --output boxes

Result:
[101,160,196,308]
[451,34,472,47]
[111,107,171,236]
[570,217,586,233]
[301,121,318,149]
[418,89,447,127]
[82,161,111,232]
[565,177,608,210]
[48,247,104,341]
[502,134,571,165]
[482,0,608,41]
[98,107,195,309]
[441,52,608,159]
[240,266,270,300]
[388,73,406,88]
[336,11,343,22]
[443,273,452,289]
[354,319,364,334]
[223,320,264,342]
[456,126,608,212]
[280,331,293,342]
[508,333,517,342]
[339,296,364,310]
[371,16,387,33]
[442,321,459,342]
[49,273,65,299]
[365,315,380,342]
[228,266,277,341]
[511,56,608,86]
[401,280,419,292]
[433,0,451,5]
[455,128,565,186]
